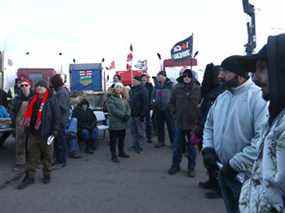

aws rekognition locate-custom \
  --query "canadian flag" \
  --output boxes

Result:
[110,60,115,69]
[126,44,133,71]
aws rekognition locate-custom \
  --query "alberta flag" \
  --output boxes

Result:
[80,70,93,86]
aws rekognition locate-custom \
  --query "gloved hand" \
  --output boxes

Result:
[202,147,219,169]
[220,162,238,180]
[122,114,129,122]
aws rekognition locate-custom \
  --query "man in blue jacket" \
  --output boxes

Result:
[153,71,175,148]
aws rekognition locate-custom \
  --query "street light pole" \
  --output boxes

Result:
[242,0,256,55]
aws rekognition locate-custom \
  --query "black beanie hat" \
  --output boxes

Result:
[35,80,48,88]
[221,55,249,78]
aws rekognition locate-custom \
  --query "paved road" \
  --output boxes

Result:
[0,135,225,213]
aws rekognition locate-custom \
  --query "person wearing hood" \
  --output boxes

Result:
[49,74,70,167]
[176,69,200,86]
[106,82,131,163]
[17,80,60,190]
[238,34,285,213]
[198,63,225,198]
[153,71,175,147]
[73,99,98,154]
[12,79,34,171]
[129,76,148,153]
[202,56,268,212]
[168,69,201,177]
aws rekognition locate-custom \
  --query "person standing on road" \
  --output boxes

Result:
[12,79,33,171]
[202,56,268,213]
[106,82,131,163]
[17,80,60,190]
[198,64,225,198]
[153,71,175,148]
[141,73,154,144]
[239,34,285,213]
[50,74,70,167]
[167,69,201,177]
[129,76,148,153]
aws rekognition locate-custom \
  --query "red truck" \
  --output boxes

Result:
[17,68,57,86]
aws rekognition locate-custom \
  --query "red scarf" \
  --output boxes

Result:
[23,90,49,130]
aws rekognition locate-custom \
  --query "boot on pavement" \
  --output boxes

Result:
[17,175,35,190]
[42,175,51,184]
[168,165,180,175]
[198,178,219,190]
[118,152,130,158]
[85,144,94,154]
[111,156,120,163]
[155,143,165,148]
[204,191,222,199]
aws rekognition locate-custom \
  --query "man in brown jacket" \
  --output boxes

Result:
[168,69,201,177]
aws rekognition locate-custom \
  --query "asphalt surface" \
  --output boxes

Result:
[0,133,225,213]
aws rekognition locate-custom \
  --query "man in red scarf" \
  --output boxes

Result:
[17,80,60,190]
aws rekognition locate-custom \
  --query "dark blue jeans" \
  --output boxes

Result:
[54,129,68,164]
[145,109,152,141]
[156,109,174,144]
[81,128,98,145]
[172,128,197,170]
[218,171,242,213]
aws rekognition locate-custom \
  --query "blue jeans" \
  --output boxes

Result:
[172,128,197,170]
[68,133,80,154]
[218,171,242,213]
[54,129,68,164]
[81,128,98,145]
[130,117,145,150]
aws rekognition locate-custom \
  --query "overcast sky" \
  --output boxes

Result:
[1,0,285,80]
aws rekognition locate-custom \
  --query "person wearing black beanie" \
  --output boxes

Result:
[202,55,268,212]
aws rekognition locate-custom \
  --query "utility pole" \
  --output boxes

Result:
[242,0,256,55]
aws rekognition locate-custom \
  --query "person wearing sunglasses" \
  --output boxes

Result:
[17,80,60,189]
[168,69,201,177]
[12,79,33,172]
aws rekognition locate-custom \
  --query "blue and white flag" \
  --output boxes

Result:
[171,35,193,60]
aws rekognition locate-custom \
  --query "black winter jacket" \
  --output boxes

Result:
[129,84,148,117]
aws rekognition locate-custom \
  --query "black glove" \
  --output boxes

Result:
[122,114,129,122]
[220,162,238,180]
[202,147,219,169]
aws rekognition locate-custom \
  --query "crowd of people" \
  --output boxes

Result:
[0,33,284,213]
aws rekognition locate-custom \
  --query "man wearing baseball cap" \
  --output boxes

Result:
[239,34,285,213]
[202,55,267,212]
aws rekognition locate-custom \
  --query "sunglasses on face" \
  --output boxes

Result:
[183,75,192,78]
[20,84,30,88]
